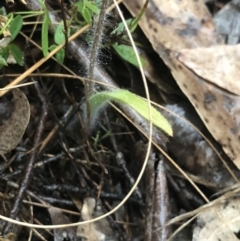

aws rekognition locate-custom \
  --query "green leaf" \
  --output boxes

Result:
[37,0,46,9]
[110,1,148,37]
[74,1,99,24]
[84,90,173,136]
[8,43,24,66]
[54,22,65,45]
[54,21,70,45]
[42,13,50,57]
[55,48,65,64]
[49,44,65,64]
[0,7,7,16]
[74,1,84,12]
[112,44,145,68]
[0,46,9,60]
[82,8,91,24]
[9,15,23,41]
[86,3,99,14]
[48,44,56,51]
[0,55,8,67]
[111,19,134,35]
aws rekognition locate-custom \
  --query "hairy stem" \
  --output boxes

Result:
[85,0,110,126]
[87,0,110,95]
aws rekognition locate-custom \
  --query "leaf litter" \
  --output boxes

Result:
[124,0,240,240]
[3,0,239,240]
[0,88,30,154]
[193,197,240,241]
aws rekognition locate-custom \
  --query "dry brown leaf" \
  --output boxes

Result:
[177,44,240,96]
[123,0,223,53]
[74,197,115,241]
[193,197,240,241]
[170,54,240,169]
[48,206,76,241]
[171,44,240,168]
[0,88,30,154]
[0,233,15,241]
[123,0,240,168]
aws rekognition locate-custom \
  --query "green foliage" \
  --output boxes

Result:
[0,11,23,69]
[73,0,99,24]
[9,15,23,41]
[111,18,145,67]
[54,23,67,45]
[0,56,7,67]
[49,44,65,64]
[0,46,9,60]
[111,19,137,36]
[84,90,173,136]
[92,130,112,146]
[0,0,101,67]
[8,44,24,66]
[42,13,50,57]
[38,0,52,57]
[41,0,100,63]
[110,1,149,68]
[0,0,147,71]
[112,44,145,68]
[48,21,71,64]
[39,0,67,63]
[0,43,24,68]
[0,7,6,16]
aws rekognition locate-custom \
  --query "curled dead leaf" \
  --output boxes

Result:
[193,197,240,241]
[0,88,30,154]
[48,206,76,241]
[74,197,115,241]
